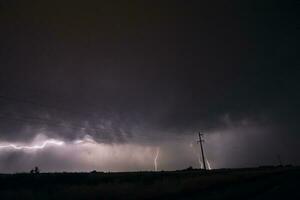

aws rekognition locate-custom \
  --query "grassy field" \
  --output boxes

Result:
[0,166,299,199]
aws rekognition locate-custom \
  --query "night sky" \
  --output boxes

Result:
[0,0,299,172]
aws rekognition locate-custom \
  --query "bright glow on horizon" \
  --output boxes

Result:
[0,134,158,172]
[0,134,214,172]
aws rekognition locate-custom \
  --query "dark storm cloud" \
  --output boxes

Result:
[0,0,299,170]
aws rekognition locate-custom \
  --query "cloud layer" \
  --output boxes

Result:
[0,0,299,171]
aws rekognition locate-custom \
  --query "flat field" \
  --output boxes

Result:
[0,166,299,200]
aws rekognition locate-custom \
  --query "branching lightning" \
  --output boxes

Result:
[0,135,209,172]
[154,147,160,172]
[0,135,99,152]
[0,139,65,150]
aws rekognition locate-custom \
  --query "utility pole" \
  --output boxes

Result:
[197,132,207,170]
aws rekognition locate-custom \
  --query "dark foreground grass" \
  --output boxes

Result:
[0,167,299,200]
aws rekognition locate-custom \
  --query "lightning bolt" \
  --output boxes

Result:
[154,147,160,172]
[190,142,212,170]
[0,135,98,152]
[190,142,202,168]
[206,159,212,170]
[0,139,65,150]
[73,135,96,144]
[198,156,203,169]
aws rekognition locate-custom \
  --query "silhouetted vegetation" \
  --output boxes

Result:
[30,166,40,174]
[0,166,298,199]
